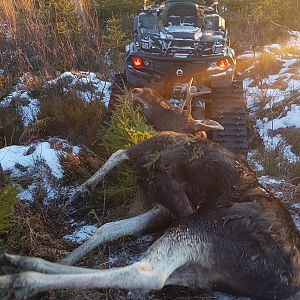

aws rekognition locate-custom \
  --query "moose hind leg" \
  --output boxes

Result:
[0,224,203,299]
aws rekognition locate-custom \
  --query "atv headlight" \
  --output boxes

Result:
[209,59,229,71]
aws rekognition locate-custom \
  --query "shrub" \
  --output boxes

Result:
[103,17,128,71]
[60,146,102,186]
[4,201,73,259]
[252,53,282,81]
[38,94,106,152]
[91,0,142,23]
[0,103,24,148]
[254,141,300,184]
[102,92,155,152]
[221,0,300,52]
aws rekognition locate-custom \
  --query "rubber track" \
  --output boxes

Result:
[206,80,248,154]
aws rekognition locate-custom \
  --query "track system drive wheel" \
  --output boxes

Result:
[205,80,248,154]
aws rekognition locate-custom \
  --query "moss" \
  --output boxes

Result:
[0,186,18,233]
[0,185,18,252]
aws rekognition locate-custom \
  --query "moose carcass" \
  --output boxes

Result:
[1,88,299,300]
[1,131,300,300]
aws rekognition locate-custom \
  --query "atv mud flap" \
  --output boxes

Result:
[206,80,248,154]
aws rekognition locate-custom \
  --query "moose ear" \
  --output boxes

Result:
[131,88,144,98]
[192,119,224,131]
[131,88,151,110]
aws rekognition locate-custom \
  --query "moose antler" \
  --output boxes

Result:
[182,78,211,118]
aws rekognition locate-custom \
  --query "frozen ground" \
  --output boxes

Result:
[0,71,111,127]
[240,31,300,162]
[0,138,79,203]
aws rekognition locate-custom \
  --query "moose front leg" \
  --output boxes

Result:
[64,149,129,210]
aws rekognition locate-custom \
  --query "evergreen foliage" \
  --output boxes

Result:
[34,0,80,38]
[101,91,155,200]
[102,92,155,153]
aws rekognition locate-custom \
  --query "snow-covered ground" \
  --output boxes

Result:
[240,31,300,162]
[0,71,111,127]
[0,138,79,203]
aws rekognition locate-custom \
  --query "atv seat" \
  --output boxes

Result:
[168,15,181,26]
[139,13,159,30]
[163,2,204,27]
[183,16,197,26]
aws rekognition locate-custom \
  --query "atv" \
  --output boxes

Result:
[110,0,247,153]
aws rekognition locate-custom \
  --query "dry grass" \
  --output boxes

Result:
[4,201,74,260]
[277,128,300,157]
[0,0,106,76]
[60,145,103,186]
[38,94,106,152]
[222,0,300,53]
[224,10,285,54]
[0,103,24,148]
[255,89,300,121]
[251,53,282,81]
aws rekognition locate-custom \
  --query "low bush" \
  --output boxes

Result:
[4,201,73,259]
[38,94,106,152]
[60,146,102,186]
[255,141,300,185]
[0,103,24,148]
[221,0,300,52]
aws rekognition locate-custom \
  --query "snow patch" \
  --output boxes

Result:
[0,72,111,127]
[258,176,285,186]
[47,71,111,107]
[0,91,40,127]
[64,224,97,243]
[0,142,63,178]
[0,138,80,202]
[243,31,300,163]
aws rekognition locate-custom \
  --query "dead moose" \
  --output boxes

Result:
[0,87,300,300]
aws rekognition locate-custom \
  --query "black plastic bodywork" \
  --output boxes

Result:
[125,0,236,92]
